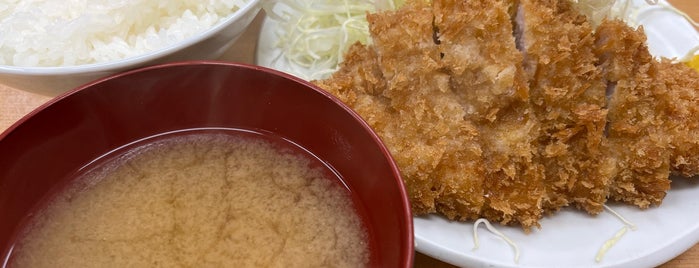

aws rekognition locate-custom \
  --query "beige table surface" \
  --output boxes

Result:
[1,1,698,267]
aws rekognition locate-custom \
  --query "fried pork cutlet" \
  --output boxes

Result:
[355,0,489,221]
[318,0,545,229]
[594,20,671,207]
[315,0,699,229]
[657,60,699,178]
[514,0,613,214]
[433,0,543,227]
[317,40,488,220]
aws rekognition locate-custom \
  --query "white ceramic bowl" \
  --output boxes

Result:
[0,1,261,96]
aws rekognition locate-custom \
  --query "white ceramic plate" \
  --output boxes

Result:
[256,1,699,267]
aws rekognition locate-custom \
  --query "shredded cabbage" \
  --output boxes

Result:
[595,226,631,262]
[571,0,660,27]
[472,218,520,264]
[262,0,402,80]
[595,205,637,263]
[572,0,699,63]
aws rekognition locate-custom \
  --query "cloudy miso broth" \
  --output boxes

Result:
[6,129,370,267]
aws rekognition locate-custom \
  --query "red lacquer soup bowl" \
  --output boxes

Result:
[0,62,413,267]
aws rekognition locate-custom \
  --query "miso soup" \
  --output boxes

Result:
[6,129,370,267]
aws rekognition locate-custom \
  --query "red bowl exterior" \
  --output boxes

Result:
[0,62,413,266]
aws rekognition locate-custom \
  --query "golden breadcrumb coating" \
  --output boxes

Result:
[367,0,491,222]
[313,0,699,228]
[516,0,613,214]
[318,1,490,222]
[657,60,699,178]
[433,0,543,227]
[594,20,671,207]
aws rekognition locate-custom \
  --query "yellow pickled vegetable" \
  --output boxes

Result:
[686,54,699,72]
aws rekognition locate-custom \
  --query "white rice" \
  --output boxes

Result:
[0,0,249,67]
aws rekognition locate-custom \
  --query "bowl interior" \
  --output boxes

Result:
[0,62,413,266]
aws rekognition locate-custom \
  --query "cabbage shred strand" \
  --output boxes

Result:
[262,0,402,80]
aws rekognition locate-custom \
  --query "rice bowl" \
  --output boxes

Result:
[0,0,261,96]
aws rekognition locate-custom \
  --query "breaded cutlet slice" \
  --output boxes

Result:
[434,0,543,228]
[316,45,457,210]
[364,0,488,219]
[514,0,613,214]
[594,20,671,207]
[313,43,389,127]
[656,60,699,178]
